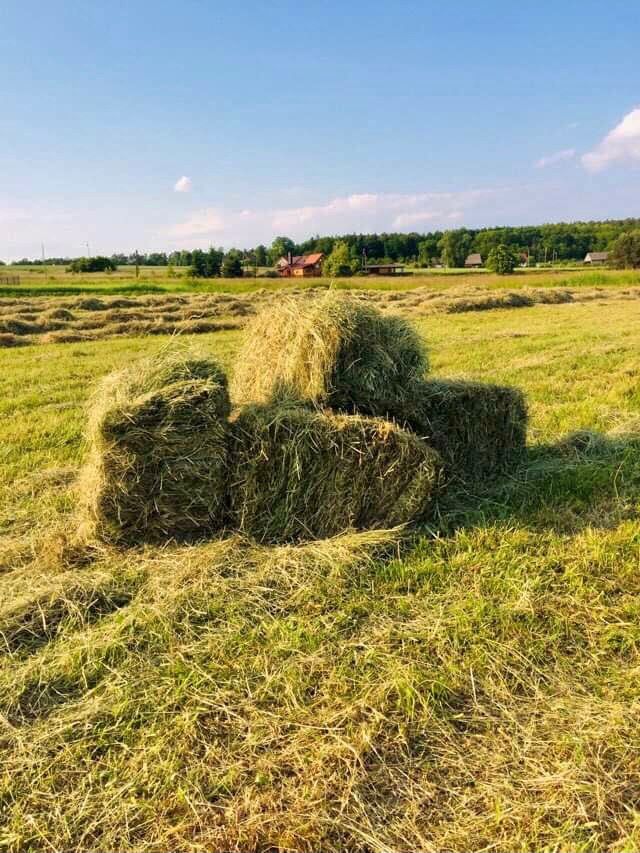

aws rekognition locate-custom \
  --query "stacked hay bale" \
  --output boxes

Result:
[232,291,527,485]
[401,379,528,485]
[228,293,445,541]
[228,402,441,543]
[79,291,527,548]
[231,292,428,415]
[79,351,230,546]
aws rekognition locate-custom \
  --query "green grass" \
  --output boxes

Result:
[2,299,640,850]
[3,263,639,298]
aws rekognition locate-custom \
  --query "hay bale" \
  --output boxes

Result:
[228,402,442,543]
[400,380,527,484]
[79,351,231,546]
[231,292,428,414]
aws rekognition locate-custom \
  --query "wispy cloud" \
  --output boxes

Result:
[582,107,640,172]
[393,210,463,228]
[173,175,192,193]
[169,207,225,237]
[167,188,508,246]
[535,148,576,169]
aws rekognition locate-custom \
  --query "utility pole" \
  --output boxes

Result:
[135,249,140,279]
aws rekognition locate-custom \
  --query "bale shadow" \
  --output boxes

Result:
[433,429,640,536]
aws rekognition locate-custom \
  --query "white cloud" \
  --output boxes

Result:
[393,210,463,228]
[173,175,192,193]
[166,188,509,247]
[268,189,500,232]
[169,207,225,237]
[582,107,640,172]
[535,148,576,169]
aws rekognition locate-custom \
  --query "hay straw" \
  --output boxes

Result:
[231,291,428,414]
[0,332,27,348]
[78,348,231,546]
[401,379,528,483]
[228,402,442,542]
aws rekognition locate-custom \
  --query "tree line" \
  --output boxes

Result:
[6,217,640,273]
[290,218,640,267]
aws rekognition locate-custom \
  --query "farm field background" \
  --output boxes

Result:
[3,263,637,297]
[2,267,640,350]
[2,287,640,851]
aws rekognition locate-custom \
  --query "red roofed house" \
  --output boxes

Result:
[276,252,324,277]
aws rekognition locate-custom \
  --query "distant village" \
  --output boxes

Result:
[274,249,610,277]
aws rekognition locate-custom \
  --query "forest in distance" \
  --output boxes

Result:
[7,216,640,270]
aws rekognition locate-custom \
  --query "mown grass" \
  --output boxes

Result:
[2,299,640,851]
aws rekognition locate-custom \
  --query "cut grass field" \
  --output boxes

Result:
[3,269,640,349]
[2,297,640,850]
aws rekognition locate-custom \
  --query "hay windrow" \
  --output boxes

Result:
[228,402,442,543]
[78,349,231,546]
[231,291,429,413]
[42,307,75,321]
[0,332,28,347]
[1,285,640,348]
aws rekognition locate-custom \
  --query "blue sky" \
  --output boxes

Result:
[1,0,639,259]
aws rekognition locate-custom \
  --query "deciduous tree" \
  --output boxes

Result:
[323,241,353,277]
[610,230,640,268]
[486,244,518,274]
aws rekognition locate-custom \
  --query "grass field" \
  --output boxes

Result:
[2,295,640,850]
[3,263,638,297]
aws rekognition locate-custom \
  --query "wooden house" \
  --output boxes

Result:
[276,252,324,277]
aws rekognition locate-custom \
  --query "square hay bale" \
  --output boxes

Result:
[79,351,231,546]
[228,402,442,543]
[400,379,527,485]
[231,291,428,414]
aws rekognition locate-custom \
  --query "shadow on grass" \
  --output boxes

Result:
[434,429,640,536]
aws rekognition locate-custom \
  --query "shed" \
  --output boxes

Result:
[363,263,406,275]
[584,252,609,265]
[464,253,483,268]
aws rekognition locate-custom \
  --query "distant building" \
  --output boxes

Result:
[464,253,483,268]
[584,251,609,265]
[276,252,324,277]
[363,262,406,275]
